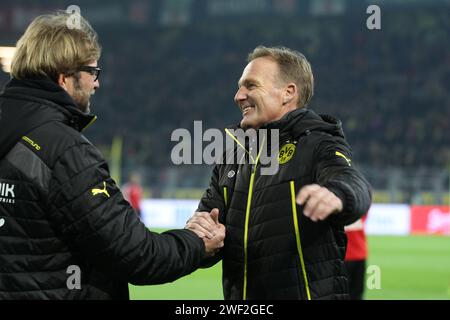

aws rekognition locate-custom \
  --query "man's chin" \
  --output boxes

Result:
[240,119,250,129]
[240,118,259,130]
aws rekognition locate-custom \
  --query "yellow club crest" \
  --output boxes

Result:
[278,143,296,164]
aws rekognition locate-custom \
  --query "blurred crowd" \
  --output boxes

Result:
[1,7,449,178]
[87,8,449,172]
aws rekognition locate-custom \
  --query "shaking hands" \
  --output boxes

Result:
[185,208,225,257]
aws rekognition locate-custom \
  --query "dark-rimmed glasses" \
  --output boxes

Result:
[69,66,101,81]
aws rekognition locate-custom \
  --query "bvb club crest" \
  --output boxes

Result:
[278,143,296,164]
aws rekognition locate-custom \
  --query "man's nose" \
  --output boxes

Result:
[94,79,100,90]
[234,87,248,103]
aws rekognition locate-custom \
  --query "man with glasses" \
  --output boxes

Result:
[0,11,225,300]
[61,65,101,114]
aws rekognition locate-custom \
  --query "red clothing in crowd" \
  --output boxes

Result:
[123,182,143,212]
[344,215,368,261]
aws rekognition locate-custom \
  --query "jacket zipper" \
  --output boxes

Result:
[225,128,265,300]
[223,187,228,207]
[290,180,311,300]
[242,171,256,300]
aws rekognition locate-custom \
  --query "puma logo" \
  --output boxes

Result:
[91,181,110,198]
[335,151,352,166]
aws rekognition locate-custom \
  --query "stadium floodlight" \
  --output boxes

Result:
[0,46,16,73]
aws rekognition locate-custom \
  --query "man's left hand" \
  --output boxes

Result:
[296,184,343,222]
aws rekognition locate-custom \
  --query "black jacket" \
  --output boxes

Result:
[0,77,205,299]
[198,108,372,300]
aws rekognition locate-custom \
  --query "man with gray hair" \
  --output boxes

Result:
[187,46,372,299]
[0,11,224,299]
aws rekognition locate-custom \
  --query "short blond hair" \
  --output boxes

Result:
[248,46,314,108]
[11,11,101,81]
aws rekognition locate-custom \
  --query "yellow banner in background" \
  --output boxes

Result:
[110,135,123,186]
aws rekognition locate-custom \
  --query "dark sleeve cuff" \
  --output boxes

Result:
[323,181,359,225]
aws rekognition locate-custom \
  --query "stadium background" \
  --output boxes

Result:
[0,0,449,299]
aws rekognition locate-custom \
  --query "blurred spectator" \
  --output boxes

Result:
[122,172,144,218]
[344,214,369,300]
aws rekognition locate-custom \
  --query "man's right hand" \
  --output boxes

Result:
[185,208,225,256]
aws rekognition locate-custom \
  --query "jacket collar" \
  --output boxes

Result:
[226,107,345,144]
[2,76,96,132]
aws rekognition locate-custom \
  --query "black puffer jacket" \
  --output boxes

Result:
[0,78,205,299]
[198,108,372,300]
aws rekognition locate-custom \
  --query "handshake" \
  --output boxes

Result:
[185,208,225,257]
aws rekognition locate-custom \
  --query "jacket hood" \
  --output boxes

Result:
[262,108,345,140]
[0,77,96,158]
[227,108,345,140]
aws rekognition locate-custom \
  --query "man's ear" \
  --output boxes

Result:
[57,73,68,91]
[283,83,297,105]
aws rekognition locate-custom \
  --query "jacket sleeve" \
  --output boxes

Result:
[196,164,225,267]
[312,135,372,226]
[47,140,205,285]
[198,165,225,214]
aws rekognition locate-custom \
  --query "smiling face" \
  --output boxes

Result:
[234,57,297,129]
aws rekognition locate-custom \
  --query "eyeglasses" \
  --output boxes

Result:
[75,66,101,81]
